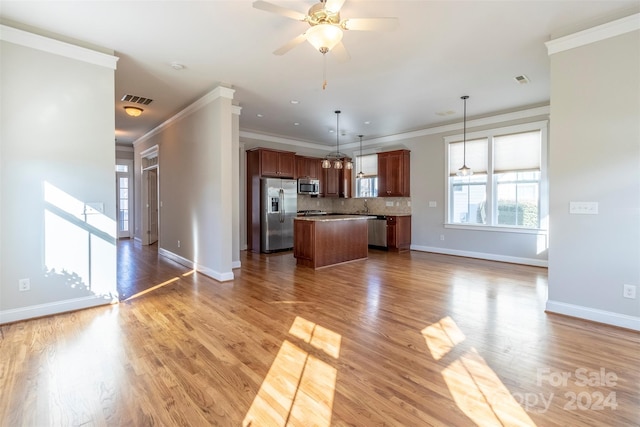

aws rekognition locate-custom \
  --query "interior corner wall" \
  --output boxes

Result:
[133,89,236,281]
[0,36,117,323]
[547,30,640,329]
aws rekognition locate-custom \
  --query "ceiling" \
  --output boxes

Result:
[1,1,638,148]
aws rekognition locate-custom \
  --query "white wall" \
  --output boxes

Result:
[546,19,640,330]
[133,87,237,281]
[0,27,118,323]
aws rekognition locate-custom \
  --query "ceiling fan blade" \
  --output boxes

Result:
[331,42,350,63]
[342,17,399,31]
[252,1,306,21]
[325,0,347,13]
[273,33,308,55]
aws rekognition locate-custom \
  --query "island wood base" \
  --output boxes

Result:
[294,216,368,269]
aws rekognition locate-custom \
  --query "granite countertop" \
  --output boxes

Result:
[294,215,373,222]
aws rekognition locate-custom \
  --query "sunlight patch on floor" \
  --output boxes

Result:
[421,316,466,361]
[423,317,536,426]
[243,317,340,426]
[124,277,179,301]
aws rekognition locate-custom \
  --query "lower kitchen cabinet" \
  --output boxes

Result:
[386,215,411,252]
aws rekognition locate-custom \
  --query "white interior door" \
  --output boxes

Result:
[147,168,159,244]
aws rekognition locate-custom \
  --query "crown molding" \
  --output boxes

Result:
[0,24,118,69]
[546,13,640,56]
[134,85,235,147]
[240,105,550,151]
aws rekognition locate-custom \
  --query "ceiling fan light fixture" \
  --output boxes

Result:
[124,106,143,117]
[306,24,343,52]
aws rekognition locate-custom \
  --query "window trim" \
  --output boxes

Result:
[444,120,548,232]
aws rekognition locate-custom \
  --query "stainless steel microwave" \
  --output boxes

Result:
[298,178,319,195]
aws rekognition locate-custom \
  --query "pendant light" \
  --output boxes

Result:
[357,134,365,178]
[457,95,473,177]
[322,110,353,170]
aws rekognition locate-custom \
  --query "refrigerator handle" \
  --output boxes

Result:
[279,188,284,223]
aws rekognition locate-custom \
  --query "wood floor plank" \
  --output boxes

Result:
[1,240,638,426]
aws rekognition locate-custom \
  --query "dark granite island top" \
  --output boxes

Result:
[293,215,370,268]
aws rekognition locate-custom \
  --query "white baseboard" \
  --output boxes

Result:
[0,295,115,325]
[232,260,241,269]
[158,248,235,282]
[410,245,548,267]
[546,300,640,331]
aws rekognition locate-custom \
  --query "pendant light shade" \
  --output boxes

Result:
[456,95,474,177]
[357,134,365,178]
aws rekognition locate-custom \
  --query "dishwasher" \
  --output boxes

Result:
[368,216,387,248]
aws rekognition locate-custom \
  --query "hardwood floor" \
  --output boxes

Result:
[1,246,638,426]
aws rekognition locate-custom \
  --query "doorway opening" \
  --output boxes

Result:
[140,145,159,246]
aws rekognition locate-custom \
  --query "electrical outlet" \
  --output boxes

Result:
[429,201,437,208]
[19,278,30,292]
[178,240,181,248]
[440,235,445,241]
[385,201,394,207]
[623,284,636,299]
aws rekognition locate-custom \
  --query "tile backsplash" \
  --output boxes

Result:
[297,195,411,215]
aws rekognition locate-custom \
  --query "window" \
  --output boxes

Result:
[445,121,547,231]
[355,154,378,197]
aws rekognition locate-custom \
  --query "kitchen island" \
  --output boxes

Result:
[293,215,369,269]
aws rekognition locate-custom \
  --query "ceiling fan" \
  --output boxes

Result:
[253,0,399,62]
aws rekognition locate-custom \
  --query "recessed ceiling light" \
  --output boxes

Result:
[329,129,335,133]
[170,62,185,70]
[290,100,299,104]
[364,121,371,125]
[294,122,300,126]
[257,113,264,118]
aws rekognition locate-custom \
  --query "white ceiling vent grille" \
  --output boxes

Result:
[121,94,153,105]
[514,75,530,84]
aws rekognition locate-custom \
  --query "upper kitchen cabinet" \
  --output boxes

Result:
[378,150,410,197]
[249,148,295,178]
[319,159,352,198]
[295,155,320,180]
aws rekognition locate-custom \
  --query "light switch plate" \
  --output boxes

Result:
[429,201,437,208]
[569,201,598,215]
[385,201,394,207]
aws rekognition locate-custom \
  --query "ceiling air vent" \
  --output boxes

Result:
[514,75,530,84]
[121,94,153,105]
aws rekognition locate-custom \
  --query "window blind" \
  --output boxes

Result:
[356,154,378,177]
[494,131,541,173]
[449,138,488,176]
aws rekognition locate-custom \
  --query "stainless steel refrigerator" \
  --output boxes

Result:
[261,178,297,253]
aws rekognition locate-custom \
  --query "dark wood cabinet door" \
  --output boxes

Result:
[261,150,280,177]
[378,150,410,197]
[278,152,295,178]
[322,167,340,197]
[307,158,319,180]
[387,215,411,251]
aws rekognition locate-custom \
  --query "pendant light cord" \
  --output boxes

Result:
[335,110,340,153]
[462,95,468,166]
[323,54,328,90]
